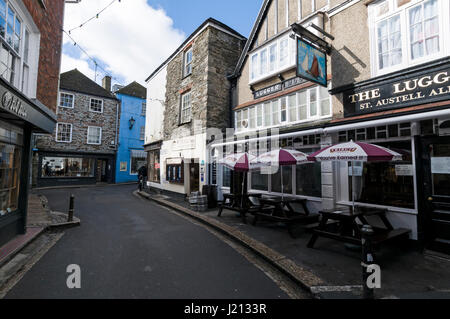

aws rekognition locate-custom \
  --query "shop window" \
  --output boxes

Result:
[348,140,414,209]
[271,166,293,194]
[148,150,161,183]
[166,163,183,184]
[296,163,322,198]
[0,141,21,216]
[251,170,269,191]
[131,153,147,175]
[41,157,95,178]
[223,166,231,188]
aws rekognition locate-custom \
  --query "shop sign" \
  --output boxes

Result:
[254,83,282,99]
[0,91,27,118]
[342,66,450,117]
[395,165,414,176]
[297,38,327,87]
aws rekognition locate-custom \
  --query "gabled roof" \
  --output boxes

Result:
[145,17,247,82]
[60,69,117,100]
[116,81,147,99]
[232,0,271,78]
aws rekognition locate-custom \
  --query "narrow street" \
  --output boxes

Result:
[5,185,295,299]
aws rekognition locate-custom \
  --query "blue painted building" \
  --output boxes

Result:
[115,82,147,183]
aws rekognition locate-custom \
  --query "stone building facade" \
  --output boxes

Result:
[34,70,119,187]
[145,18,246,195]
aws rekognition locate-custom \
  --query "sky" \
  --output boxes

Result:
[61,0,264,88]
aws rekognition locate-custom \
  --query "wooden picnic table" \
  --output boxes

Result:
[250,195,320,238]
[307,207,411,248]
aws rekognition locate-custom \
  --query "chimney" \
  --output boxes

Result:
[102,76,112,92]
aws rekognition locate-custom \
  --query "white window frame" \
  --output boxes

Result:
[180,91,192,124]
[249,34,296,84]
[59,92,74,109]
[55,123,72,143]
[368,0,450,77]
[141,102,146,116]
[139,126,145,141]
[235,84,332,134]
[183,47,193,77]
[89,98,104,113]
[87,126,102,145]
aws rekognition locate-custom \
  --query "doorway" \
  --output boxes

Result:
[189,160,200,193]
[422,136,450,254]
[97,159,109,183]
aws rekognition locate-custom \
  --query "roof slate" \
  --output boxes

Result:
[60,69,117,100]
[116,81,147,99]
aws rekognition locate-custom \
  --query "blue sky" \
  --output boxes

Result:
[61,0,263,86]
[151,0,263,38]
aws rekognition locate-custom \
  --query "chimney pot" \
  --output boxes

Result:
[102,76,112,92]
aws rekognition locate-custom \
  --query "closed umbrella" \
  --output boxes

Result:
[307,141,403,212]
[218,152,257,207]
[253,149,310,199]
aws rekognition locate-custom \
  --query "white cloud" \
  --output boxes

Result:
[62,0,185,85]
[61,53,96,80]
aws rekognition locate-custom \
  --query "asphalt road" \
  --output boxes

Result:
[6,185,289,299]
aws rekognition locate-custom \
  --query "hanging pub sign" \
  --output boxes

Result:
[341,64,450,118]
[296,38,327,87]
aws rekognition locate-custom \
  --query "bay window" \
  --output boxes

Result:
[249,35,296,83]
[235,84,332,133]
[370,0,448,76]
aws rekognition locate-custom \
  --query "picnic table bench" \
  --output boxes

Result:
[249,195,320,238]
[307,207,411,248]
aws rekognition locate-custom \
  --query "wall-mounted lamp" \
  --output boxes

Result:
[129,117,136,130]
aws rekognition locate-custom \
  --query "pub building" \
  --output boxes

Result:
[215,0,450,254]
[0,77,56,246]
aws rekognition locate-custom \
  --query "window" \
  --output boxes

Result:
[235,84,332,132]
[370,0,447,75]
[89,98,103,113]
[296,148,322,197]
[180,92,192,124]
[41,157,95,178]
[271,166,293,194]
[0,126,22,216]
[59,93,74,109]
[251,170,269,191]
[249,36,295,83]
[347,141,414,209]
[223,166,231,188]
[166,162,184,183]
[184,47,193,77]
[142,102,146,116]
[87,126,102,145]
[0,1,34,91]
[148,150,161,183]
[55,123,72,143]
[131,152,147,176]
[140,126,145,141]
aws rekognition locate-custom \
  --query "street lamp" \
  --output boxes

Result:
[129,117,135,130]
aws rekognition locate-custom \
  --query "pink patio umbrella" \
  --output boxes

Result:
[219,152,257,206]
[252,149,311,199]
[307,140,403,211]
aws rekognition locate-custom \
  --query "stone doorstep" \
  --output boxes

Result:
[0,227,45,269]
[136,191,324,295]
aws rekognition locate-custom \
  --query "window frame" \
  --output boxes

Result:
[55,123,73,143]
[369,0,449,77]
[183,47,193,77]
[89,98,104,113]
[179,91,192,125]
[59,92,75,109]
[87,126,102,145]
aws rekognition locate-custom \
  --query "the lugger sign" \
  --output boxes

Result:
[342,67,450,117]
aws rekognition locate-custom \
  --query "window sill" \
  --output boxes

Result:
[336,201,417,215]
[182,73,192,81]
[178,121,192,127]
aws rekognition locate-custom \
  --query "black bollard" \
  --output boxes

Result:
[361,224,375,299]
[68,194,75,222]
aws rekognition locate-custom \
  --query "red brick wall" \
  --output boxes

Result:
[22,0,65,113]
